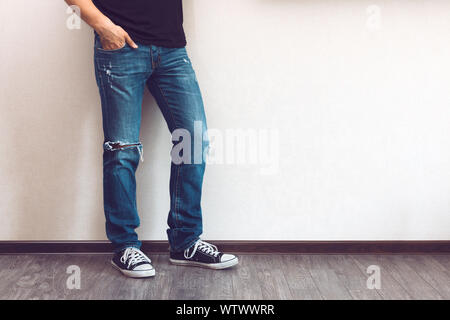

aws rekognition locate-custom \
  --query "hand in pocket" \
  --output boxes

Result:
[96,22,138,50]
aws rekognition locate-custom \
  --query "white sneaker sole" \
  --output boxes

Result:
[169,256,239,270]
[111,260,156,278]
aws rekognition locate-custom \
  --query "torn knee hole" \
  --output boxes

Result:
[104,141,144,162]
[105,142,141,150]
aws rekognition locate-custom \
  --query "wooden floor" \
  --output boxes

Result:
[0,254,448,300]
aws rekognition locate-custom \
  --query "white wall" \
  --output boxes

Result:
[0,0,449,241]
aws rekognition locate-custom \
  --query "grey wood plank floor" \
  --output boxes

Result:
[0,254,448,300]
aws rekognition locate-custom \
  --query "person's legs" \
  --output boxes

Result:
[93,32,152,253]
[146,46,209,253]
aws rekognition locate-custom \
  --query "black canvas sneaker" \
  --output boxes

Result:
[111,247,155,278]
[169,239,239,270]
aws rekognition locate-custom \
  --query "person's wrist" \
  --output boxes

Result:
[92,17,114,36]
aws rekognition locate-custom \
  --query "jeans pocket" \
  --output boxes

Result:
[94,32,127,53]
[96,42,127,53]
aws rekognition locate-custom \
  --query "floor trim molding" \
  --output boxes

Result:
[0,240,449,254]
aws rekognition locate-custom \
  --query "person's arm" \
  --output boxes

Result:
[64,0,138,49]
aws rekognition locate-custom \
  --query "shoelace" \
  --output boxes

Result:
[120,248,150,268]
[184,240,220,259]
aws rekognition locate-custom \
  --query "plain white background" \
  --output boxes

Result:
[0,0,449,241]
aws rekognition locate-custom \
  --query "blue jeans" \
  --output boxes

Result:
[93,32,209,253]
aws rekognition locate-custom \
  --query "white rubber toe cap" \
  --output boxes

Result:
[220,254,236,263]
[133,263,154,271]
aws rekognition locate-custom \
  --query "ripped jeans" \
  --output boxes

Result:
[93,31,209,253]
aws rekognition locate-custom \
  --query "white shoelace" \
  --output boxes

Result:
[120,248,150,268]
[184,240,220,259]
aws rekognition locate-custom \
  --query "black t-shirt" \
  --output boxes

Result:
[92,0,186,48]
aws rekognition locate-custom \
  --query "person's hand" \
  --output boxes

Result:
[95,19,138,50]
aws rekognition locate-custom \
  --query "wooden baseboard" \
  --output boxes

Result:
[0,240,449,254]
